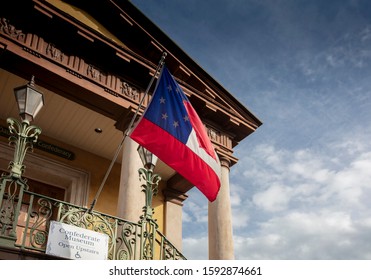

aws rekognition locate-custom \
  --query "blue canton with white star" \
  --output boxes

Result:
[143,66,193,144]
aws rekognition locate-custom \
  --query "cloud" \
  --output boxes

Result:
[231,208,250,229]
[299,24,371,82]
[183,195,209,224]
[320,152,371,207]
[182,88,371,260]
[132,0,371,260]
[234,209,371,260]
[253,184,291,212]
[182,236,209,260]
[182,189,209,244]
[229,126,371,259]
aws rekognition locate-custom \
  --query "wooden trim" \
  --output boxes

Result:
[0,142,90,207]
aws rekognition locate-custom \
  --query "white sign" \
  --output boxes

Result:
[46,221,109,260]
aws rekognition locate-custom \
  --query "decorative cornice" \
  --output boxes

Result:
[163,188,188,206]
[0,18,25,41]
[206,125,233,150]
[0,17,144,106]
[0,17,239,160]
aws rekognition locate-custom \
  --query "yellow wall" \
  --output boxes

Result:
[153,180,166,233]
[0,118,121,216]
[0,118,166,228]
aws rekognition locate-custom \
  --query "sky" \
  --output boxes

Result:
[130,0,371,260]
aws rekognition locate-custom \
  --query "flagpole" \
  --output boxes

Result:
[87,52,167,213]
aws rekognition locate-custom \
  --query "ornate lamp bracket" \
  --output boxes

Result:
[137,166,161,260]
[6,117,42,179]
[138,167,161,222]
[0,118,41,245]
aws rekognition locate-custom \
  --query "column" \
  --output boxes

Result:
[116,137,144,222]
[163,188,188,250]
[208,157,234,260]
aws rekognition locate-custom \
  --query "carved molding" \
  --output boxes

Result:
[206,125,234,152]
[163,187,188,206]
[46,43,64,62]
[0,18,25,41]
[0,17,143,105]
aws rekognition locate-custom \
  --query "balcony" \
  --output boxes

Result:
[0,73,186,260]
[0,175,186,260]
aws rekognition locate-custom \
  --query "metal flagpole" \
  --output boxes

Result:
[87,52,167,213]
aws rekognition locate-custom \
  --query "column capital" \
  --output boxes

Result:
[163,187,188,206]
[115,109,138,133]
[219,156,231,170]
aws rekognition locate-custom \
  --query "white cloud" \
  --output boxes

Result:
[320,152,371,207]
[229,129,371,259]
[253,184,291,212]
[231,208,250,229]
[182,236,208,260]
[234,209,371,260]
[182,210,192,223]
[183,198,208,224]
[230,182,243,207]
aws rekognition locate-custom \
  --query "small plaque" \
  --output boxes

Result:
[46,221,109,260]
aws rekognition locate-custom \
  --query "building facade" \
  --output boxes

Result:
[0,0,262,260]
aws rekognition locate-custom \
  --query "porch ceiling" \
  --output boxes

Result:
[0,69,175,180]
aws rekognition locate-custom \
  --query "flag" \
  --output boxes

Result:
[129,65,221,201]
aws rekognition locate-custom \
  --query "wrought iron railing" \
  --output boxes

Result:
[0,177,186,260]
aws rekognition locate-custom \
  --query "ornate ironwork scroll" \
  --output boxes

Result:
[0,175,27,242]
[27,197,53,250]
[7,118,41,178]
[115,221,137,260]
[137,166,161,260]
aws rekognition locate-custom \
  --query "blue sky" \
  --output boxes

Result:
[131,0,371,259]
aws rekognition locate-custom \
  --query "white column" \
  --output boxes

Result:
[116,137,144,222]
[208,157,234,260]
[164,188,188,250]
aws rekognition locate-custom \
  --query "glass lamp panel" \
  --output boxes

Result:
[137,146,158,169]
[14,86,27,114]
[14,84,44,121]
[151,153,158,167]
[25,88,44,118]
